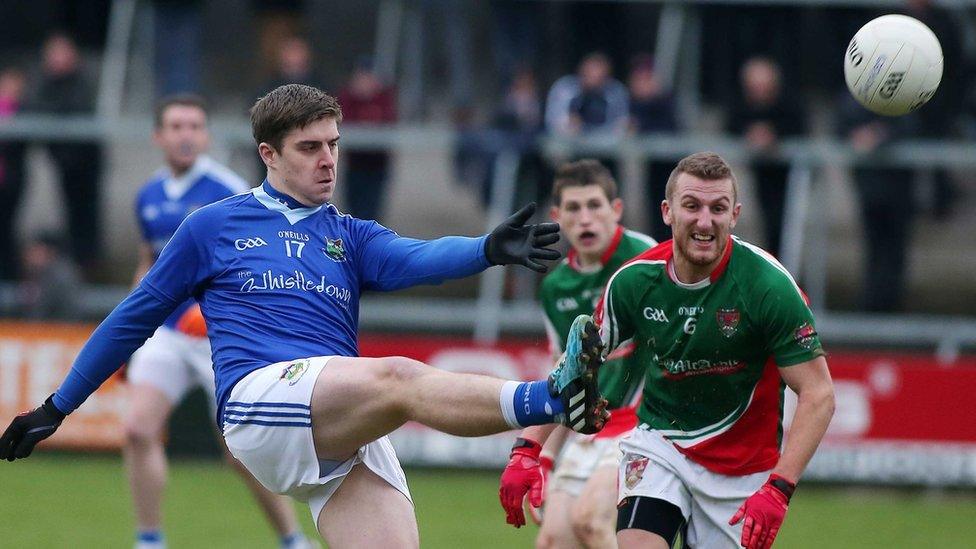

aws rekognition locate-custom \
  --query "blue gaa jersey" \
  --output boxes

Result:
[54,181,490,420]
[135,155,249,329]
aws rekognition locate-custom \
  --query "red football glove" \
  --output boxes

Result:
[499,438,545,528]
[527,454,553,525]
[729,474,795,549]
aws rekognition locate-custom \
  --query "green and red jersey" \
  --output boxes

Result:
[539,226,656,437]
[595,236,825,474]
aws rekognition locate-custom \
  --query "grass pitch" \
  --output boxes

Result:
[0,454,973,547]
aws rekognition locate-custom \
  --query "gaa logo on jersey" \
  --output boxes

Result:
[323,237,347,262]
[624,454,650,490]
[716,308,740,338]
[279,359,310,385]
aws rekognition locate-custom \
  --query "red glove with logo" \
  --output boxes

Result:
[729,474,795,549]
[499,438,545,528]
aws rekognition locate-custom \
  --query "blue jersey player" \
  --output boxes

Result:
[124,94,311,549]
[1,84,609,548]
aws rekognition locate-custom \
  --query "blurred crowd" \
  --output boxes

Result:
[0,0,973,318]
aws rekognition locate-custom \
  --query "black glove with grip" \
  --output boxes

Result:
[485,203,561,273]
[0,394,65,461]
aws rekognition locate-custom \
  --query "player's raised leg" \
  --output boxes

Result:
[316,463,419,549]
[122,384,175,548]
[311,314,606,460]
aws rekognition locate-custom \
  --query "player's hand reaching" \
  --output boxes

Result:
[485,203,561,273]
[729,474,795,549]
[0,395,65,461]
[499,437,546,527]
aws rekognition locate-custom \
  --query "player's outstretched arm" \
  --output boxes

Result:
[730,356,834,549]
[485,203,561,273]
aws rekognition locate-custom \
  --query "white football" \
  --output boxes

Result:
[844,14,943,116]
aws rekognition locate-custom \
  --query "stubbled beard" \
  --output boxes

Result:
[675,232,723,266]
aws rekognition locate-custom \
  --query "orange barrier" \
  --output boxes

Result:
[0,322,127,451]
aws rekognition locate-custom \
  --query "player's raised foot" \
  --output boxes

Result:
[548,314,609,434]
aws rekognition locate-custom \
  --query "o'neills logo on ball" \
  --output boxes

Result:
[716,308,740,338]
[624,454,649,490]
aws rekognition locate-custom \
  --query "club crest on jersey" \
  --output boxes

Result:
[794,323,818,350]
[323,237,346,262]
[624,454,649,490]
[279,360,310,385]
[716,308,740,338]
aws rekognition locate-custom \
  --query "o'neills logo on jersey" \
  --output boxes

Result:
[239,269,351,303]
[716,308,740,338]
[658,357,746,379]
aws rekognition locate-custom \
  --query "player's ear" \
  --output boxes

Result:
[611,197,623,221]
[549,204,559,222]
[729,202,742,230]
[661,200,673,226]
[257,142,277,168]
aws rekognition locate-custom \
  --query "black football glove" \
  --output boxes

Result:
[0,394,65,461]
[485,203,561,273]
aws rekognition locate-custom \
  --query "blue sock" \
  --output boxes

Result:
[136,530,163,545]
[500,380,564,428]
[280,532,305,548]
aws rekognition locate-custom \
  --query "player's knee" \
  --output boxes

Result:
[372,356,425,387]
[534,529,559,549]
[123,418,161,449]
[571,503,609,545]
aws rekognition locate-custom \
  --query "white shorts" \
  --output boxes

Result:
[618,428,769,549]
[128,326,216,409]
[549,433,627,497]
[221,356,412,522]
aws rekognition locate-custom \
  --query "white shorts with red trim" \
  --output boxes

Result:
[549,431,628,497]
[618,427,769,548]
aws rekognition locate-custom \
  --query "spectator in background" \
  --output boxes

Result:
[728,57,804,257]
[17,232,82,321]
[627,54,678,242]
[490,65,549,208]
[838,93,915,313]
[256,35,322,96]
[29,33,104,272]
[0,67,28,281]
[337,57,396,221]
[152,0,203,96]
[545,52,629,137]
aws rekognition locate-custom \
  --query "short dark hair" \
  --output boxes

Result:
[665,152,738,203]
[551,159,618,206]
[153,93,208,128]
[250,84,343,152]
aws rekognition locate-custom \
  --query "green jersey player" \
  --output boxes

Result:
[598,152,834,549]
[499,160,655,548]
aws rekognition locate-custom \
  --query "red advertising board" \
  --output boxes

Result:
[2,323,974,484]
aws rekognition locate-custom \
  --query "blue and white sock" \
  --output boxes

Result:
[135,530,165,549]
[281,532,315,549]
[500,380,564,428]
